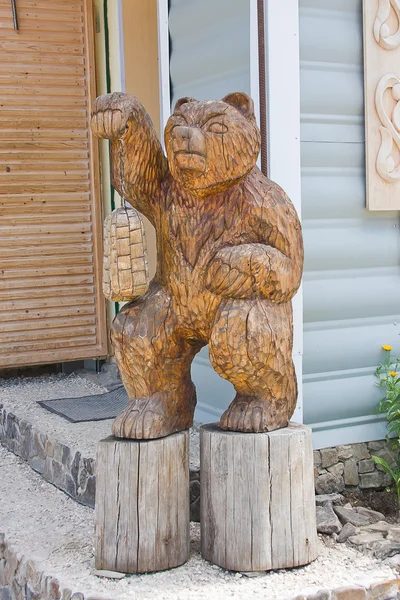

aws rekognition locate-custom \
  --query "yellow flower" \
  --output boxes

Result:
[389,371,398,377]
[382,345,393,351]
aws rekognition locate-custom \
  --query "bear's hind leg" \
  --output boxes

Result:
[111,285,202,439]
[209,298,297,433]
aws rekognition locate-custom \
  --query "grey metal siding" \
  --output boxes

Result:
[300,0,400,447]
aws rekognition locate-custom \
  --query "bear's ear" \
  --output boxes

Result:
[173,97,196,112]
[222,92,255,120]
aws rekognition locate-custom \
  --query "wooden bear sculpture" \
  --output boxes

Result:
[91,92,303,440]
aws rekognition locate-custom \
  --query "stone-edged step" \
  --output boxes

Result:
[0,374,200,520]
[2,446,400,600]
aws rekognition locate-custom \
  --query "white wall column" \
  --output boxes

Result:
[264,0,303,422]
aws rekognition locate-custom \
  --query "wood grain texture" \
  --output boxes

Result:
[363,0,400,209]
[200,423,318,572]
[91,91,303,439]
[95,431,190,574]
[0,0,107,368]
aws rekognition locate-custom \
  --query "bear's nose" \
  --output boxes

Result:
[175,126,191,140]
[172,126,206,156]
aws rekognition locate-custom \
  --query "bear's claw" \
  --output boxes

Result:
[219,397,289,433]
[112,393,194,440]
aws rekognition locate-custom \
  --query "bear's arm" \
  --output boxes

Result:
[205,183,303,303]
[91,93,168,225]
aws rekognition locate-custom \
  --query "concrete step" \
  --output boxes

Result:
[0,373,200,521]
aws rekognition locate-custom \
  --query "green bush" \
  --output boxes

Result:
[372,345,400,513]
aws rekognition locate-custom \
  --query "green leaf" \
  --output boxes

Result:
[371,456,396,481]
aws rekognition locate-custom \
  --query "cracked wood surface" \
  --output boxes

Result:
[200,423,318,571]
[95,432,190,574]
[91,91,303,439]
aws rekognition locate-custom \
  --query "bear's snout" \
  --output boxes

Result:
[171,126,206,172]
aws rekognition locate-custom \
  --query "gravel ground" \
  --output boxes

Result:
[0,373,200,467]
[0,445,397,600]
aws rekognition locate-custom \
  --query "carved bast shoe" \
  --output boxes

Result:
[219,395,290,433]
[112,390,196,440]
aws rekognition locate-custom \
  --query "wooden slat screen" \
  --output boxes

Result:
[0,0,107,368]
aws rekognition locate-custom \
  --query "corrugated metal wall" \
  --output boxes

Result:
[169,0,250,423]
[300,0,400,447]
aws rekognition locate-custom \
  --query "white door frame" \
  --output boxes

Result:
[263,0,303,423]
[157,0,171,146]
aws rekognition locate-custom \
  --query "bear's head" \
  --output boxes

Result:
[164,92,261,195]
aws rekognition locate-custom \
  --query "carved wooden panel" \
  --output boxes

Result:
[364,0,400,209]
[0,0,107,368]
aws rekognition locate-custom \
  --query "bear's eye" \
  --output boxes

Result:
[207,122,228,134]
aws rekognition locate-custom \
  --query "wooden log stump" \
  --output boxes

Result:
[200,423,318,572]
[95,431,190,574]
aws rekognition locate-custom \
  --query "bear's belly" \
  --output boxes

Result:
[167,265,220,340]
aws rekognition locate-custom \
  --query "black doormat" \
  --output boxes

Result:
[38,385,130,423]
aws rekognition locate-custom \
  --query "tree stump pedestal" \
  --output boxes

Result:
[95,431,190,574]
[200,423,318,572]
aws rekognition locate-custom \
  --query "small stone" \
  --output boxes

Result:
[315,473,345,495]
[334,506,372,527]
[362,521,390,534]
[70,594,84,600]
[45,577,61,600]
[368,441,384,451]
[373,449,397,471]
[77,475,95,508]
[337,522,358,543]
[331,585,366,600]
[356,507,385,522]
[61,590,72,600]
[62,445,71,468]
[344,460,359,486]
[348,532,385,546]
[93,569,126,580]
[28,457,45,475]
[0,588,11,600]
[45,440,54,458]
[328,463,344,477]
[337,445,354,460]
[352,443,370,461]
[306,591,331,600]
[314,450,322,467]
[0,560,6,586]
[375,542,400,560]
[358,459,376,474]
[321,448,339,469]
[25,560,40,590]
[384,554,400,567]
[10,579,23,600]
[359,472,385,489]
[33,431,47,460]
[387,527,400,542]
[315,493,344,506]
[367,579,400,600]
[316,504,342,534]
